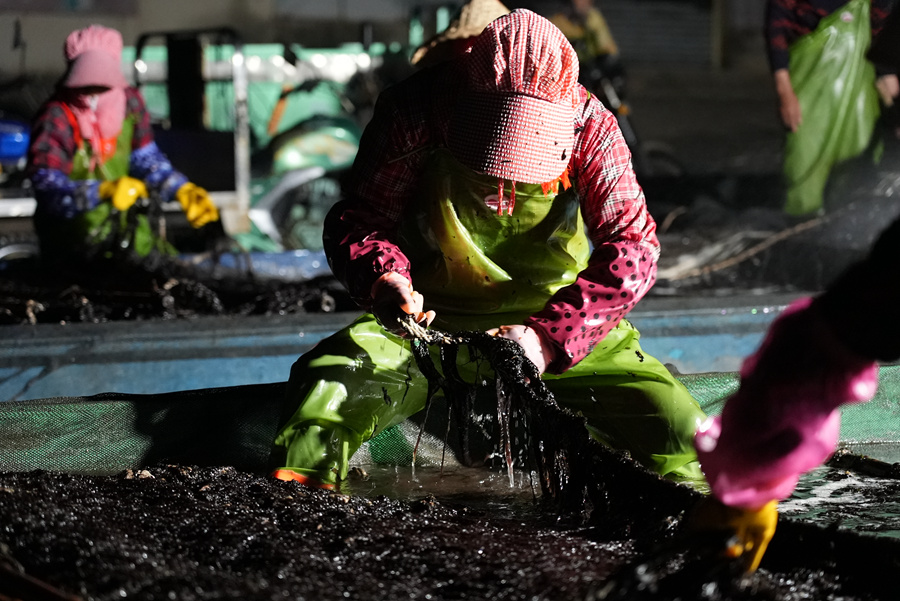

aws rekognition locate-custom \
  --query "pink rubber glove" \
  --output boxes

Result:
[487,324,554,374]
[694,297,879,510]
[370,272,435,336]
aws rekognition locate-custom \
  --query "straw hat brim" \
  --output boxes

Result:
[411,0,511,66]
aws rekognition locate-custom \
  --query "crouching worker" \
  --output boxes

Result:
[27,25,225,269]
[271,10,707,490]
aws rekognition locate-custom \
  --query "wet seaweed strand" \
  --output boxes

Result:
[400,319,900,599]
[399,317,699,533]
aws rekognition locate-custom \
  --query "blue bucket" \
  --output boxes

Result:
[0,117,28,162]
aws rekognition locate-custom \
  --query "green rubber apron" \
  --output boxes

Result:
[783,0,881,216]
[35,114,176,262]
[273,150,706,485]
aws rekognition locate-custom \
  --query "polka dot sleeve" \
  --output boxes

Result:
[525,241,656,374]
[523,90,659,374]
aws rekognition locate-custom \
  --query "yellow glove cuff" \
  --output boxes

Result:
[724,500,778,572]
[688,497,778,573]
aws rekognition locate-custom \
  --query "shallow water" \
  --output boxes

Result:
[342,464,543,520]
[348,457,900,544]
[779,464,900,539]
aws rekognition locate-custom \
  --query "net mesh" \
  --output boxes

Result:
[0,383,285,475]
[0,367,897,475]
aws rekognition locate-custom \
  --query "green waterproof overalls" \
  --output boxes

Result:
[34,111,176,263]
[783,0,881,216]
[272,150,707,485]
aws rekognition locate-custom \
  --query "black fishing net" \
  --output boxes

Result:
[396,318,696,529]
[398,318,900,595]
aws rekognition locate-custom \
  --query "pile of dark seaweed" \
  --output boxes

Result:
[646,142,900,297]
[0,251,354,326]
[1,323,899,600]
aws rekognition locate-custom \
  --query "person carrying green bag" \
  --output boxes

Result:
[765,0,898,216]
[271,9,707,491]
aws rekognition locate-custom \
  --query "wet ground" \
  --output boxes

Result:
[1,326,899,601]
[0,466,638,601]
[787,463,900,540]
[1,459,899,601]
[2,320,899,600]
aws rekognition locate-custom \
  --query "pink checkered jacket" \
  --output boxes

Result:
[325,63,659,374]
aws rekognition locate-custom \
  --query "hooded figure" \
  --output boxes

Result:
[27,24,222,266]
[271,10,707,490]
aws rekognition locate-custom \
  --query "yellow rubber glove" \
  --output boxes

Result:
[176,182,220,229]
[98,176,148,212]
[688,497,778,572]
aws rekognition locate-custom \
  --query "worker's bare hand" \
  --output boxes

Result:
[774,69,802,132]
[371,272,435,336]
[778,92,802,132]
[487,324,551,374]
[876,74,899,107]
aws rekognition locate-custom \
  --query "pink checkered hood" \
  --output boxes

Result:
[448,9,579,184]
[63,24,128,90]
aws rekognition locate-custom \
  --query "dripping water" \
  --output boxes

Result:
[496,378,515,487]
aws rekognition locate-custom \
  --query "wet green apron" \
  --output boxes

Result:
[783,0,881,216]
[273,150,706,485]
[36,115,176,262]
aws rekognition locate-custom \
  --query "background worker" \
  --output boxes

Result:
[765,0,897,216]
[271,9,707,490]
[27,25,224,269]
[410,0,510,68]
[547,0,623,102]
[869,0,900,137]
[545,0,653,175]
[690,10,900,571]
[548,0,619,65]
